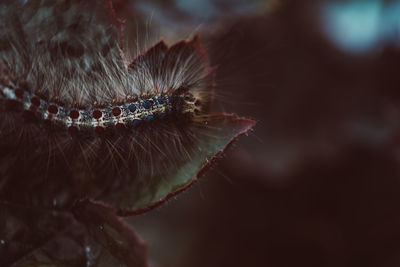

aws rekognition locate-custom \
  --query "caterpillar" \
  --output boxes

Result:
[0,0,251,212]
[0,39,206,134]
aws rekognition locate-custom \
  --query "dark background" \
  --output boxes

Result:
[127,0,400,266]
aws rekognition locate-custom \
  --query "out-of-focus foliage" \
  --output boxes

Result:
[130,1,400,266]
[134,0,269,28]
[321,0,400,53]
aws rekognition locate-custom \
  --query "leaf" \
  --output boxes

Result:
[71,199,148,267]
[107,113,256,215]
[0,201,148,267]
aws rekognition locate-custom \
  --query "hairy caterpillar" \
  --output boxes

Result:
[0,38,207,133]
[0,0,253,212]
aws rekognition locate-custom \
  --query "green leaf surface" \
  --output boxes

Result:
[104,113,256,215]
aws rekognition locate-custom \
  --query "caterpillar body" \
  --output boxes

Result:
[0,40,204,134]
[0,0,249,212]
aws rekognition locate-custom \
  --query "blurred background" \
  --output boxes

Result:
[115,0,400,266]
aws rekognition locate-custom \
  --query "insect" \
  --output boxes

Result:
[0,0,254,213]
[0,39,207,134]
